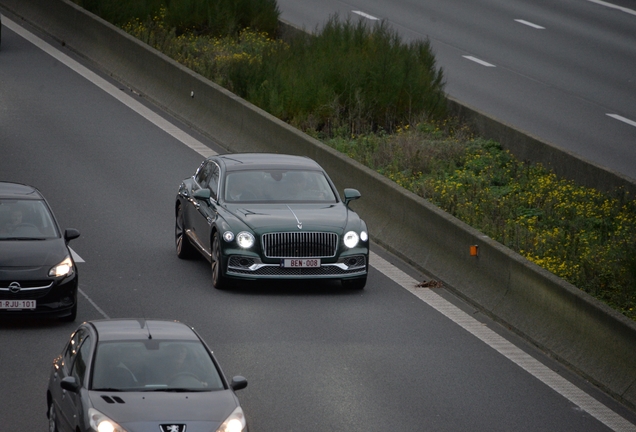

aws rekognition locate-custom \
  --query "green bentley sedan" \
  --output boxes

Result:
[175,153,369,289]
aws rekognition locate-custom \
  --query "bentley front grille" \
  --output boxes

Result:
[262,232,338,258]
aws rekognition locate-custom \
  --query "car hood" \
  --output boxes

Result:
[89,390,238,431]
[227,203,349,231]
[0,238,68,268]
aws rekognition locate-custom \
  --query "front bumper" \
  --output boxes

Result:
[0,274,78,318]
[225,254,368,279]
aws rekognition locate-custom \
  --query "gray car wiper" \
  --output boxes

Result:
[2,237,46,241]
[92,388,126,392]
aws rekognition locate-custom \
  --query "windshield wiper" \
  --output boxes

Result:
[2,237,45,241]
[146,388,209,392]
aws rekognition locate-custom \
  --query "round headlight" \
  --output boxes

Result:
[223,231,235,242]
[236,231,255,248]
[360,231,368,242]
[343,231,359,248]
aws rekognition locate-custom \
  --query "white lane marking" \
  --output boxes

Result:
[462,55,496,67]
[352,10,379,20]
[514,19,545,29]
[3,17,217,159]
[69,247,84,263]
[370,251,636,432]
[587,0,636,16]
[78,288,110,319]
[607,114,636,128]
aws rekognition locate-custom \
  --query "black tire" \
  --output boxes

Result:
[211,232,229,290]
[343,276,366,290]
[48,402,58,432]
[176,204,196,259]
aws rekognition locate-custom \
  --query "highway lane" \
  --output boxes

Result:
[275,0,636,182]
[1,15,636,431]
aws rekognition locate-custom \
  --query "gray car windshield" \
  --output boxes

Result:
[224,170,337,203]
[91,340,224,392]
[0,199,59,240]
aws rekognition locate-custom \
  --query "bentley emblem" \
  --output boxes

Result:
[9,282,21,294]
[160,425,186,432]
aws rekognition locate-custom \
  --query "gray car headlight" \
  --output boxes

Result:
[48,256,74,278]
[343,231,359,248]
[360,231,368,242]
[216,406,247,432]
[236,231,255,248]
[88,408,127,432]
[223,231,235,242]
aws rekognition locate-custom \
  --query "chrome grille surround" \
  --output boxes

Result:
[0,281,54,300]
[262,232,338,258]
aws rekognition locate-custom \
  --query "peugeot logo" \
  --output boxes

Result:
[8,282,21,294]
[160,425,186,432]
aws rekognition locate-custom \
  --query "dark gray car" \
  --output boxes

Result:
[47,319,248,432]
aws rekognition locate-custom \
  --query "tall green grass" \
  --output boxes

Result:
[238,17,447,136]
[74,0,280,37]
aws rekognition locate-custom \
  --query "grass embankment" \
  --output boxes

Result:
[74,0,636,320]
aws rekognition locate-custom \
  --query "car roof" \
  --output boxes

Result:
[89,319,200,342]
[0,182,44,200]
[216,153,323,172]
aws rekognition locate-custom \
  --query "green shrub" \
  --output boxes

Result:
[326,129,636,319]
[74,0,280,37]
[241,16,447,136]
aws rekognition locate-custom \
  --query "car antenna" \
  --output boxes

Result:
[137,305,153,340]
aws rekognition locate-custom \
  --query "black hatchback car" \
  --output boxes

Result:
[0,182,80,321]
[47,319,249,432]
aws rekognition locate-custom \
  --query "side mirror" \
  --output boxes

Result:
[230,375,248,391]
[64,229,80,242]
[192,188,211,200]
[343,188,361,206]
[60,376,80,393]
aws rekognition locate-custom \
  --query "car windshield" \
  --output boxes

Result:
[224,169,337,203]
[0,199,59,240]
[91,340,225,392]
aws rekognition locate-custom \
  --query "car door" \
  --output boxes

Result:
[189,161,220,258]
[56,328,90,431]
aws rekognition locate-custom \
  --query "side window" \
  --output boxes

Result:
[195,162,212,189]
[62,329,88,374]
[209,163,220,201]
[71,336,92,387]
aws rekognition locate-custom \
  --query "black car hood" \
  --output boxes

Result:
[0,238,68,268]
[89,390,238,429]
[228,203,349,231]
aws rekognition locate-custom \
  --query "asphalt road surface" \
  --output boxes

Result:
[276,0,636,182]
[1,13,636,432]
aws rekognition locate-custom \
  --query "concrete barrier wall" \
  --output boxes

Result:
[447,98,636,197]
[3,0,636,408]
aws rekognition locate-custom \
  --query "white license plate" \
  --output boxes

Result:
[0,300,37,310]
[281,259,321,268]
